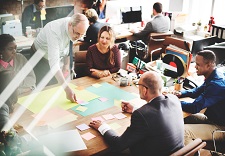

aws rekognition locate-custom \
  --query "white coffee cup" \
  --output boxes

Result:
[26,26,32,38]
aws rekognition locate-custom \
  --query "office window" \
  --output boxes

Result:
[212,0,225,25]
[187,0,212,26]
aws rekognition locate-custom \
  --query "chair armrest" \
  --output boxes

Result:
[150,37,166,42]
[170,138,205,156]
[150,48,162,62]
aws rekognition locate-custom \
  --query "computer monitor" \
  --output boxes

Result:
[191,36,217,62]
[43,5,74,26]
[121,6,142,24]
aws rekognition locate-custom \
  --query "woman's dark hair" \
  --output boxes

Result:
[153,2,162,13]
[0,71,18,113]
[0,34,15,52]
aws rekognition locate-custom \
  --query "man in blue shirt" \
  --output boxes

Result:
[176,50,225,145]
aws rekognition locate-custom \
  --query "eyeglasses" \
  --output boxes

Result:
[73,28,85,38]
[136,83,148,89]
[74,31,86,37]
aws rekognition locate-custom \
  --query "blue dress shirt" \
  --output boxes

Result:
[180,69,225,126]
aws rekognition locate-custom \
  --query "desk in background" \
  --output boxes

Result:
[15,36,35,59]
[211,24,225,41]
[73,24,133,48]
[15,35,34,50]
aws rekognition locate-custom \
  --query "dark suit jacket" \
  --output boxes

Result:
[22,4,42,34]
[83,21,108,45]
[103,94,184,156]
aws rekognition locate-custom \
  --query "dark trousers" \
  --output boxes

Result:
[30,46,58,86]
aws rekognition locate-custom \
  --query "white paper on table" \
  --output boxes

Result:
[38,129,87,154]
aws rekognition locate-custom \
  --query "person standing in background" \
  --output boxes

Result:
[67,0,98,78]
[21,0,45,34]
[31,13,89,103]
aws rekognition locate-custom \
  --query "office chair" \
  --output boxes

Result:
[148,31,173,62]
[170,138,206,156]
[206,130,225,156]
[74,50,89,78]
[213,130,225,153]
[161,36,191,54]
[149,36,191,62]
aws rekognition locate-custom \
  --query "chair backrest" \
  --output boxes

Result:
[161,36,191,54]
[148,31,173,62]
[74,50,88,78]
[170,138,206,156]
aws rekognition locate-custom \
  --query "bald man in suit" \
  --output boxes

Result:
[90,71,184,156]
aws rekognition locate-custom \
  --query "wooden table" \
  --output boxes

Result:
[15,76,138,155]
[15,76,194,156]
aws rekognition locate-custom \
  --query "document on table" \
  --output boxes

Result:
[38,129,87,154]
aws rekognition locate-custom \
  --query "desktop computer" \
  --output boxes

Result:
[0,14,14,34]
[121,6,142,24]
[191,36,217,62]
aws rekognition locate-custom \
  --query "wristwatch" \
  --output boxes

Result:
[30,86,36,91]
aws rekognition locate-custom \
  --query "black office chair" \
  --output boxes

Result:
[206,130,225,156]
[129,40,148,62]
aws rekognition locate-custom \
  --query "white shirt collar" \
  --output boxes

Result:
[65,18,70,40]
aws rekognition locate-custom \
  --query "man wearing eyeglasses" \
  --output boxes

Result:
[21,0,45,34]
[89,71,184,156]
[31,13,89,103]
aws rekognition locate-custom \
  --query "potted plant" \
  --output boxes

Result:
[197,20,202,31]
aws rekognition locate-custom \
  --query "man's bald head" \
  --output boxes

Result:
[140,71,163,94]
